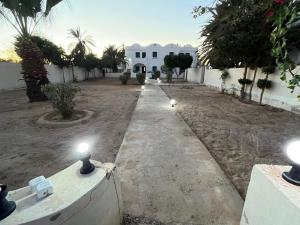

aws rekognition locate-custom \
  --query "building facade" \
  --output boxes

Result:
[125,43,198,77]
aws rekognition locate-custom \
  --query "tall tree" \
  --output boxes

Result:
[31,36,66,65]
[68,26,95,67]
[164,54,178,83]
[83,53,100,79]
[194,0,276,100]
[31,36,69,82]
[257,65,276,105]
[102,45,127,72]
[0,0,64,102]
[177,53,194,80]
[68,27,94,81]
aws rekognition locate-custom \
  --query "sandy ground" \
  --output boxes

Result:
[0,79,140,191]
[161,85,300,198]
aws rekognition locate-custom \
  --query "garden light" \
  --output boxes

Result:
[141,85,145,90]
[0,184,16,221]
[170,99,176,107]
[282,140,300,186]
[77,142,95,175]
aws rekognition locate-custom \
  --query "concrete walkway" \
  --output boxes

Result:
[116,85,243,225]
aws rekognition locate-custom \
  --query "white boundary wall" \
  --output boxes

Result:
[0,62,124,91]
[187,66,300,112]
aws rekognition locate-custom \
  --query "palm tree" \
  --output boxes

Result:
[68,27,95,67]
[0,0,64,102]
[102,45,127,72]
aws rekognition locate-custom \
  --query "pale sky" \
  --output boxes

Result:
[0,0,213,58]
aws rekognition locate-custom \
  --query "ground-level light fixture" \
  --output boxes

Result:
[141,85,145,90]
[170,99,176,107]
[77,142,95,175]
[0,184,16,221]
[282,140,300,186]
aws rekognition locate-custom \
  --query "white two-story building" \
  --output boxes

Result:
[125,43,198,77]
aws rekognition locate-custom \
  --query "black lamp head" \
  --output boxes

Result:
[282,165,300,186]
[0,184,16,221]
[282,141,300,186]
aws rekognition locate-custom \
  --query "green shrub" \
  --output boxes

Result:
[238,78,252,85]
[152,71,161,79]
[42,83,81,119]
[136,73,146,85]
[123,72,131,78]
[257,79,272,89]
[119,72,130,85]
[221,70,229,81]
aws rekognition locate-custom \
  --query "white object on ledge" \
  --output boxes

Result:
[1,161,122,225]
[241,164,300,225]
[28,176,53,200]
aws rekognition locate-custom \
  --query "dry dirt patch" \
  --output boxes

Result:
[161,85,300,198]
[0,79,140,190]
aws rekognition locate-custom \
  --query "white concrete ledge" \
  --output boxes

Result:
[241,165,300,225]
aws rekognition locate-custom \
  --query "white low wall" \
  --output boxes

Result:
[0,62,105,91]
[187,66,300,112]
[241,165,300,225]
[105,72,123,79]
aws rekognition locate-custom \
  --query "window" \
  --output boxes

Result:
[152,52,158,58]
[136,52,140,58]
[152,66,157,72]
[169,52,174,56]
[186,53,190,56]
[142,52,146,58]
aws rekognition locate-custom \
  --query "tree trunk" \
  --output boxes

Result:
[62,68,65,83]
[25,78,49,102]
[221,80,225,93]
[71,65,75,82]
[240,66,248,99]
[15,36,49,102]
[259,73,269,105]
[249,67,258,101]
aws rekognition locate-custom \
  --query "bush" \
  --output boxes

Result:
[238,78,252,85]
[119,72,130,85]
[136,73,146,85]
[257,79,272,89]
[123,71,131,78]
[221,70,229,81]
[42,83,81,119]
[152,71,161,79]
